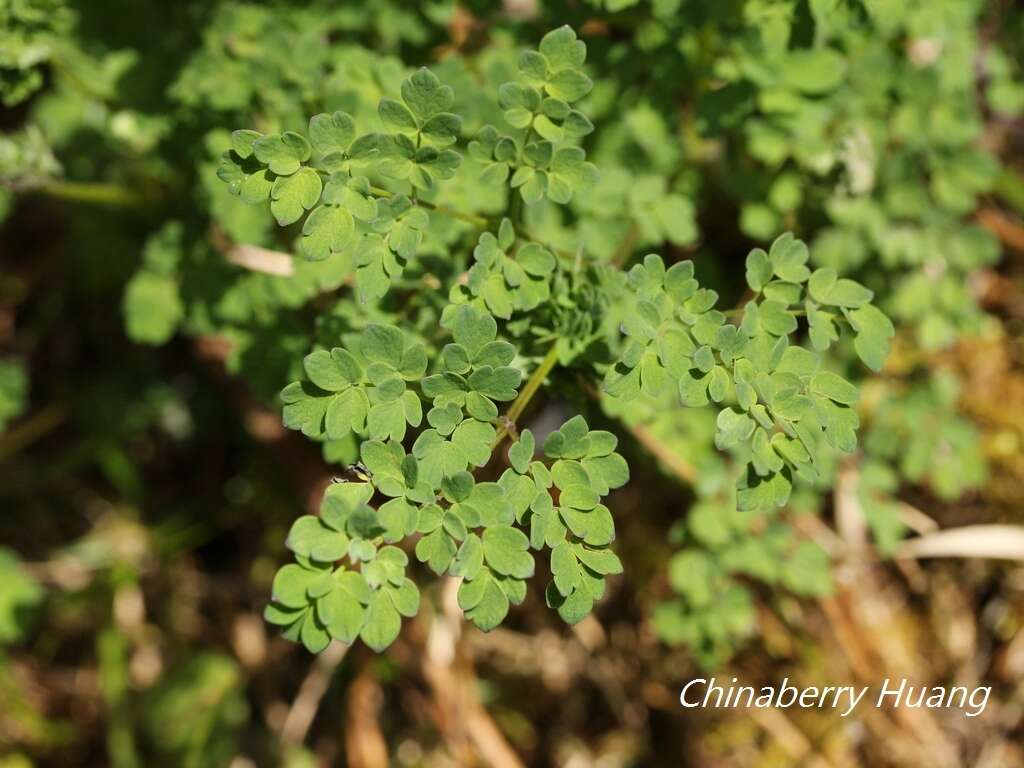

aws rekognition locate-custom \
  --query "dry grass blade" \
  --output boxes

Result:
[225,242,295,277]
[898,525,1024,561]
[280,641,349,746]
[209,224,295,276]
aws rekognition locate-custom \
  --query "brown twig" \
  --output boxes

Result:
[625,422,697,483]
[977,207,1024,252]
[898,524,1024,561]
[0,404,66,463]
[280,641,349,747]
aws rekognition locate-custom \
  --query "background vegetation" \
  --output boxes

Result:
[2,0,1024,766]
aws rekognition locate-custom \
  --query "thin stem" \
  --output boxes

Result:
[280,641,349,746]
[429,202,491,226]
[368,181,581,264]
[368,185,492,226]
[504,123,538,231]
[492,343,560,449]
[724,307,808,318]
[0,405,66,463]
[39,180,143,207]
[610,223,639,268]
[508,189,523,229]
[50,56,112,102]
[627,422,698,484]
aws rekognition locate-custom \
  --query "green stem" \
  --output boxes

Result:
[507,123,539,229]
[429,202,491,226]
[508,189,523,229]
[368,185,491,226]
[50,55,112,102]
[365,183,580,263]
[723,306,808,318]
[39,180,143,207]
[492,343,560,449]
[610,223,639,268]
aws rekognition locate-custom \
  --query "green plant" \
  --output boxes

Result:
[0,0,72,107]
[2,0,1017,673]
[0,361,28,432]
[215,28,889,653]
[0,548,42,644]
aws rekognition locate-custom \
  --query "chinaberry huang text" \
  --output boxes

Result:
[680,677,990,718]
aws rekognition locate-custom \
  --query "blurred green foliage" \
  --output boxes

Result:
[1,0,1021,763]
